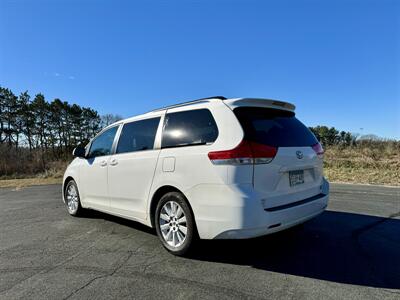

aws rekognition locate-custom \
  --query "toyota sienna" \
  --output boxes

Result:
[63,97,329,255]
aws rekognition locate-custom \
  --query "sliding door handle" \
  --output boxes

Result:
[109,159,118,166]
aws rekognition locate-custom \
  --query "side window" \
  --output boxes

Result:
[88,126,118,158]
[116,117,160,154]
[162,109,218,148]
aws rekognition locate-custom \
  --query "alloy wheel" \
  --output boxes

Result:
[66,184,79,214]
[159,201,187,248]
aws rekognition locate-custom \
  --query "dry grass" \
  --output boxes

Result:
[1,142,399,188]
[0,177,62,189]
[0,160,67,189]
[324,143,400,186]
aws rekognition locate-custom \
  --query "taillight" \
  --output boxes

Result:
[208,140,277,165]
[312,142,324,159]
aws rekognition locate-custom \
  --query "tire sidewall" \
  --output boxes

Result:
[64,180,81,216]
[155,192,195,255]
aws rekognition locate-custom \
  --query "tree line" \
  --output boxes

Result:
[0,85,392,177]
[0,86,122,176]
[0,85,372,154]
[308,126,356,147]
[0,86,122,155]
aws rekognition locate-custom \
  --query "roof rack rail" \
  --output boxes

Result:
[150,96,226,112]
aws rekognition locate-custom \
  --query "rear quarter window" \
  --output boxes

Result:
[234,107,317,147]
[162,109,218,148]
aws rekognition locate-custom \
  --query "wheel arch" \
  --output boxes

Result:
[149,185,196,229]
[63,176,76,190]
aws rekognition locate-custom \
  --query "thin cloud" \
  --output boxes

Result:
[68,76,75,80]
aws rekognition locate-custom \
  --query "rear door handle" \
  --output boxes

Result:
[100,160,107,167]
[109,159,118,166]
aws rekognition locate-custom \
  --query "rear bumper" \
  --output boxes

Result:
[186,178,329,239]
[214,193,328,239]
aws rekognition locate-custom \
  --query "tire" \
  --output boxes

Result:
[64,180,83,216]
[155,192,196,256]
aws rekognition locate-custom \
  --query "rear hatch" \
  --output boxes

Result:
[233,106,324,209]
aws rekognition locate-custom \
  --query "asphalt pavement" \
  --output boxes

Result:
[0,183,399,299]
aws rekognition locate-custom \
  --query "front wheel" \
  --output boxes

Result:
[64,180,83,216]
[155,192,196,256]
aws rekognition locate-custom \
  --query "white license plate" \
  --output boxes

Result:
[289,170,304,187]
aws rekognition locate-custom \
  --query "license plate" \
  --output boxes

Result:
[289,170,304,187]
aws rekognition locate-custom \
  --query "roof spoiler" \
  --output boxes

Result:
[150,96,295,113]
[224,98,296,112]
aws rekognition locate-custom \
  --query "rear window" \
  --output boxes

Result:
[162,109,218,148]
[234,107,317,147]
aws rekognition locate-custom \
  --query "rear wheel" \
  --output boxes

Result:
[155,192,196,256]
[64,180,83,216]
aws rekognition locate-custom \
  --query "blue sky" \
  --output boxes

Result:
[1,0,399,139]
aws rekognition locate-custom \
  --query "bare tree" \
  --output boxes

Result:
[101,113,123,128]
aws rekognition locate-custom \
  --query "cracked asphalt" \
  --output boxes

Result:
[0,183,399,299]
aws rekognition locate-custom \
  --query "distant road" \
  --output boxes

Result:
[0,183,399,299]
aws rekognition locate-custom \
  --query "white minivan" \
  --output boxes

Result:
[63,97,329,255]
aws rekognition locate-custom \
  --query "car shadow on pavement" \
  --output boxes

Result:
[191,210,400,289]
[82,209,157,236]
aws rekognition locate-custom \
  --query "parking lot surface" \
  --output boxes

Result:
[0,183,399,299]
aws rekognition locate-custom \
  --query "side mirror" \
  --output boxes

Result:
[72,147,86,158]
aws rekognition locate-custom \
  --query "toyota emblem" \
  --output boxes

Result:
[296,151,303,159]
